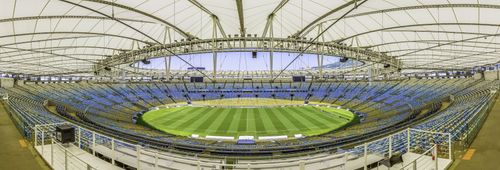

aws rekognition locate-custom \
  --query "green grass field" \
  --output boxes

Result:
[140,105,355,138]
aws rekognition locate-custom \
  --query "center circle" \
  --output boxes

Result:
[139,98,357,140]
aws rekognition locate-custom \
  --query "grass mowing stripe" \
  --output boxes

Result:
[175,108,216,130]
[227,108,243,134]
[278,107,310,131]
[324,108,353,119]
[162,107,207,127]
[311,107,350,122]
[146,107,190,124]
[254,109,266,133]
[184,108,223,131]
[155,107,205,126]
[309,111,343,125]
[302,107,345,125]
[237,109,248,132]
[304,106,342,124]
[246,109,256,133]
[145,107,186,122]
[288,107,329,129]
[257,108,277,135]
[190,108,222,130]
[284,107,318,128]
[308,112,340,129]
[215,108,237,133]
[142,104,355,137]
[272,108,300,131]
[264,108,288,134]
[202,108,232,134]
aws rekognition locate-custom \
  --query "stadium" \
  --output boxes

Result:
[0,0,499,170]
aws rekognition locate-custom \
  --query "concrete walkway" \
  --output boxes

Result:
[0,103,50,170]
[450,95,500,170]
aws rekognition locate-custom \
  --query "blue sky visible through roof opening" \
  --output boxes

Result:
[134,51,348,71]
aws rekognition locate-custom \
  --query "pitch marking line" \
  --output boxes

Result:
[462,149,476,160]
[19,139,28,148]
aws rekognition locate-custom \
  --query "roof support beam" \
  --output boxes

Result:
[273,0,369,81]
[475,62,500,69]
[101,36,397,77]
[304,4,500,37]
[85,0,195,39]
[235,0,245,36]
[401,67,468,71]
[293,0,358,38]
[400,55,500,61]
[187,0,213,14]
[0,36,98,47]
[1,67,93,76]
[81,0,214,80]
[386,29,494,37]
[0,46,145,76]
[336,22,500,42]
[261,0,289,38]
[0,46,126,59]
[67,1,214,80]
[0,56,82,72]
[0,46,97,64]
[0,15,154,24]
[0,66,78,75]
[0,54,108,63]
[213,17,229,40]
[0,62,95,68]
[404,50,499,69]
[0,31,153,45]
[187,0,229,39]
[60,0,162,44]
[344,4,500,20]
[386,48,500,55]
[362,39,500,49]
[348,33,500,70]
[398,31,500,58]
[37,70,95,76]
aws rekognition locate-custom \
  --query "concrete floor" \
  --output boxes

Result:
[450,95,500,170]
[0,103,50,170]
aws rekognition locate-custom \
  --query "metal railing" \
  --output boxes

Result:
[398,144,439,170]
[32,122,453,170]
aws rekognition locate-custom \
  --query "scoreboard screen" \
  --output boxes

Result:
[292,76,306,82]
[190,77,204,82]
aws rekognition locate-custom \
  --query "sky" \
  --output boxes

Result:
[135,51,344,71]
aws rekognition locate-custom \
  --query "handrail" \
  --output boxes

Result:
[50,136,98,170]
[398,144,436,170]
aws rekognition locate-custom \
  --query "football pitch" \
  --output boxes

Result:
[140,104,356,138]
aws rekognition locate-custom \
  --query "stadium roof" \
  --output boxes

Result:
[1,0,500,75]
